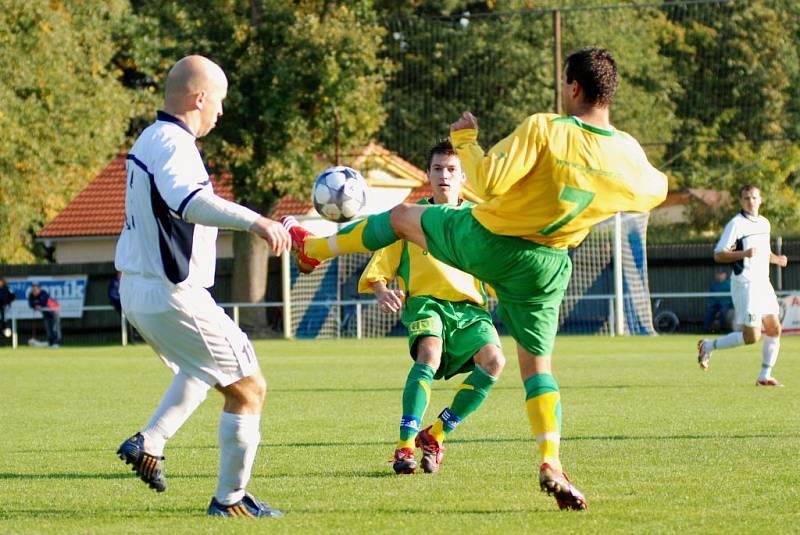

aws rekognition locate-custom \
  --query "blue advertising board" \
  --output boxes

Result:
[6,276,89,319]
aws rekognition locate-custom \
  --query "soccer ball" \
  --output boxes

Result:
[312,166,368,223]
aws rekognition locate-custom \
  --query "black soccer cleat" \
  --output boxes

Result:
[207,493,283,518]
[116,432,167,493]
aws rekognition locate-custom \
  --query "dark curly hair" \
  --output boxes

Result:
[427,138,457,170]
[565,47,618,106]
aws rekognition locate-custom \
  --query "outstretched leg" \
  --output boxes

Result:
[282,204,429,271]
[697,324,760,371]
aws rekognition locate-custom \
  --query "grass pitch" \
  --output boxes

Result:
[1,335,799,534]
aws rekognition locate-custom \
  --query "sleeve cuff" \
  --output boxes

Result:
[450,128,478,145]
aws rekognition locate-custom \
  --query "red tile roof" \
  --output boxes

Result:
[406,183,433,204]
[38,154,234,238]
[657,188,732,209]
[351,141,428,183]
[39,142,477,237]
[270,196,314,219]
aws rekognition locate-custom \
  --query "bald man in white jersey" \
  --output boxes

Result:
[697,184,788,386]
[114,55,290,518]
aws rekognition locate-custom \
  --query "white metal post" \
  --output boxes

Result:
[613,212,625,336]
[281,250,292,339]
[608,297,616,337]
[356,302,362,340]
[233,305,240,327]
[776,235,783,291]
[11,317,17,349]
[121,313,128,346]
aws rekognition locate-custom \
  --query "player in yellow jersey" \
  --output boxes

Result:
[359,140,505,475]
[281,48,667,510]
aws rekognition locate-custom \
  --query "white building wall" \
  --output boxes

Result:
[52,233,235,264]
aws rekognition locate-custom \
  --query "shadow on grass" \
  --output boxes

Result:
[0,472,131,480]
[0,504,558,520]
[0,506,208,520]
[270,385,523,393]
[8,431,798,456]
[0,472,206,481]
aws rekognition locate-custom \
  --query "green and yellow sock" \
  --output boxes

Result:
[397,362,434,449]
[524,373,562,471]
[306,211,399,263]
[430,365,497,443]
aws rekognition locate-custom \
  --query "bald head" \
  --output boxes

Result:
[163,55,228,137]
[166,55,226,102]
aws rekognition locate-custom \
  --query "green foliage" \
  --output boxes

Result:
[0,1,138,262]
[659,0,800,232]
[559,3,681,164]
[131,0,392,209]
[379,2,552,167]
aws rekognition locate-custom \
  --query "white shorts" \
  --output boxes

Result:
[731,279,780,328]
[121,275,259,387]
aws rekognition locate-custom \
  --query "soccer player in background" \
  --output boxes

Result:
[114,55,290,518]
[359,140,505,475]
[281,47,667,511]
[697,185,788,386]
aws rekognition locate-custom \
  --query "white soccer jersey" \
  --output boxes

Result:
[115,111,218,288]
[714,211,772,284]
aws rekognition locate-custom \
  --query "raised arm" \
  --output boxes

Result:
[450,112,542,199]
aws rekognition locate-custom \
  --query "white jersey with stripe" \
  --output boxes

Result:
[114,111,218,288]
[714,211,772,284]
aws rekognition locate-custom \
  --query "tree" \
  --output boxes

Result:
[0,1,140,262]
[377,1,553,168]
[131,0,391,331]
[376,1,680,170]
[659,0,800,234]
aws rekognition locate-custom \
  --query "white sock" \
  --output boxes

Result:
[141,373,210,456]
[759,336,780,380]
[707,331,744,352]
[215,412,261,505]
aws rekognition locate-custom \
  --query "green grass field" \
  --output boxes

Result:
[2,335,799,534]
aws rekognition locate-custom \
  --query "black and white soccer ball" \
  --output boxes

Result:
[312,166,368,223]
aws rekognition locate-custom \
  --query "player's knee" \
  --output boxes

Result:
[743,330,760,344]
[250,373,267,405]
[414,340,442,369]
[224,373,266,412]
[390,204,414,239]
[415,350,441,370]
[253,373,267,401]
[476,346,505,377]
[765,324,781,338]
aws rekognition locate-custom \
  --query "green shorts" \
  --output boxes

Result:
[421,206,572,356]
[403,295,500,380]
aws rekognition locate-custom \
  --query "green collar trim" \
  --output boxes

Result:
[552,115,615,137]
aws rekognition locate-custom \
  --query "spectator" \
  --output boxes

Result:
[28,282,61,348]
[108,271,122,314]
[703,269,734,333]
[0,278,16,338]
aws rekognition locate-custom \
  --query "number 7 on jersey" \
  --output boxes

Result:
[538,185,595,236]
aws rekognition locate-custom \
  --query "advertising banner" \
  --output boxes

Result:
[6,276,89,319]
[780,293,800,335]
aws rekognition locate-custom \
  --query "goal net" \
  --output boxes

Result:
[285,213,654,338]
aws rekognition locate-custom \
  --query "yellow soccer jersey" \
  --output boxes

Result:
[358,200,487,306]
[451,113,668,249]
